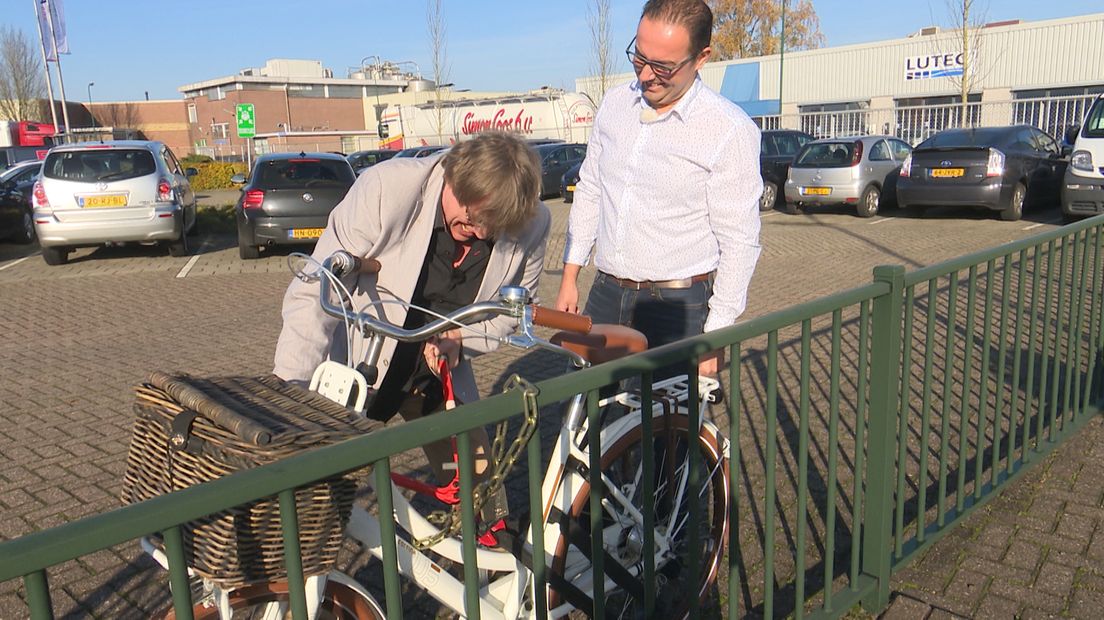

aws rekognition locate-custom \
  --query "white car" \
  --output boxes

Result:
[32,140,198,265]
[1063,93,1104,220]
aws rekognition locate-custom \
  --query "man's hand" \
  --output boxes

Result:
[698,348,725,377]
[556,263,583,313]
[424,328,463,375]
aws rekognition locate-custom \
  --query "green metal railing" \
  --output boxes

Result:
[1,215,1102,619]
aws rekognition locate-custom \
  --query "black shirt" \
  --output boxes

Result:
[364,211,493,421]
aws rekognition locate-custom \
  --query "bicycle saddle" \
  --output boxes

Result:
[550,324,648,365]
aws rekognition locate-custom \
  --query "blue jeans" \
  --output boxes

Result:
[583,271,711,379]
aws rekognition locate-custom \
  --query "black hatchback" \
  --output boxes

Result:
[896,125,1067,221]
[232,153,356,260]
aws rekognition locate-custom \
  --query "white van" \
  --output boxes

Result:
[1063,93,1104,220]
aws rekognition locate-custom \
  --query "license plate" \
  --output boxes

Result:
[80,194,127,208]
[931,168,965,178]
[802,187,831,196]
[289,228,324,240]
[566,185,576,192]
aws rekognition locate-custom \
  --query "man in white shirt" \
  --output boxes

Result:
[556,0,762,377]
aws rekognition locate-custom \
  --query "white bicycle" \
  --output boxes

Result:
[144,250,731,619]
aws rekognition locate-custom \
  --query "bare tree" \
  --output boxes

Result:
[935,0,991,127]
[587,0,614,101]
[708,0,824,60]
[0,26,47,121]
[427,0,451,144]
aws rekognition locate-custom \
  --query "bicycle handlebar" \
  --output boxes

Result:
[316,251,593,368]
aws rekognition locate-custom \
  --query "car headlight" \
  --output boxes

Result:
[1070,150,1094,172]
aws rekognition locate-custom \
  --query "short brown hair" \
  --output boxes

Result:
[641,0,713,56]
[442,132,541,238]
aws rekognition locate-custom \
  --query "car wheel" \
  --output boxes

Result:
[42,246,69,266]
[187,203,200,237]
[1000,182,1026,221]
[857,185,881,218]
[13,209,36,244]
[759,181,778,212]
[239,241,260,260]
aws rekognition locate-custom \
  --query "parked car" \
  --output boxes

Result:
[0,159,41,244]
[33,140,197,265]
[1062,93,1104,220]
[784,135,911,217]
[759,130,814,211]
[560,160,583,203]
[231,152,356,260]
[346,149,398,174]
[394,145,447,159]
[535,142,585,198]
[897,125,1067,221]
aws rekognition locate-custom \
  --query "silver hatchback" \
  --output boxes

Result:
[784,135,912,217]
[33,140,198,265]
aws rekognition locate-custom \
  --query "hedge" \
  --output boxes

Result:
[189,162,248,191]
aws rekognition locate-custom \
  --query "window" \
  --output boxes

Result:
[162,148,183,174]
[187,104,197,124]
[889,139,912,161]
[793,143,855,168]
[868,140,891,161]
[1031,129,1059,155]
[768,133,804,157]
[570,146,586,160]
[44,149,157,182]
[256,158,356,189]
[211,123,229,140]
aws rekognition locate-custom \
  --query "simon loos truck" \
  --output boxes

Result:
[378,90,596,150]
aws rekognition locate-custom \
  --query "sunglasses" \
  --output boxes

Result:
[625,36,696,80]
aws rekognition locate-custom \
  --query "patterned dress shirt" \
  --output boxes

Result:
[563,76,764,331]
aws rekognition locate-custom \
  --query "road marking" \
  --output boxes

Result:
[175,237,211,279]
[1022,218,1064,231]
[867,218,892,225]
[761,212,780,219]
[0,254,36,272]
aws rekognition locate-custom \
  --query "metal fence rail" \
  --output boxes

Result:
[1,216,1102,619]
[756,94,1097,143]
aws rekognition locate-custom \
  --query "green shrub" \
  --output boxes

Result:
[189,162,247,191]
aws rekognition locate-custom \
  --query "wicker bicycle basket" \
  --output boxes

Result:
[120,371,378,588]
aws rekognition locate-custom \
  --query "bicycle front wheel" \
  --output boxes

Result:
[162,578,384,620]
[550,413,729,619]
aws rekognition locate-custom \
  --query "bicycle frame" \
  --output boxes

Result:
[342,374,726,619]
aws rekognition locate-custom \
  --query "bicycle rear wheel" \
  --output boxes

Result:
[550,414,729,619]
[163,578,384,620]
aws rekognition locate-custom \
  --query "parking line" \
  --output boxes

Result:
[0,254,36,272]
[867,218,892,225]
[175,237,211,279]
[761,212,780,219]
[1022,218,1065,231]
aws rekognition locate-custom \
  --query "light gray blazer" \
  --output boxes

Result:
[273,155,551,405]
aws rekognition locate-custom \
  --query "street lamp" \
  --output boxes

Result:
[87,82,95,128]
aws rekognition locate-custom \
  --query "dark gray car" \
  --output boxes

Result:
[232,153,356,260]
[535,143,586,198]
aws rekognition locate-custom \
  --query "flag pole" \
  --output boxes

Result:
[31,0,60,132]
[41,0,72,141]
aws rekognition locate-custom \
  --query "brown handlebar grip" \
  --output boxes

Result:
[530,306,592,333]
[354,257,381,274]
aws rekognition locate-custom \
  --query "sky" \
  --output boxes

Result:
[5,0,1103,104]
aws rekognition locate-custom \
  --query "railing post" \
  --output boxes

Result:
[861,265,905,612]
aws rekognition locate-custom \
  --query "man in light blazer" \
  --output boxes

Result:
[274,132,549,520]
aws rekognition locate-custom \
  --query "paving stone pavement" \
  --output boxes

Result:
[0,195,1098,618]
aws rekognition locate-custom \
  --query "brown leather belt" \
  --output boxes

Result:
[601,271,713,291]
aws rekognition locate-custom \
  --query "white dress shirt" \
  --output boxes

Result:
[563,76,763,332]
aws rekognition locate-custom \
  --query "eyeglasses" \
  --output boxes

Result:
[625,36,695,80]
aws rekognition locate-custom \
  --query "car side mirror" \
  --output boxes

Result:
[1064,124,1081,146]
[230,173,246,184]
[185,167,199,177]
